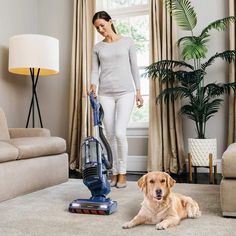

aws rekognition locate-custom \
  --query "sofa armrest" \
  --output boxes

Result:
[8,128,51,138]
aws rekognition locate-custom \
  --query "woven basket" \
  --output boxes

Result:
[188,138,217,166]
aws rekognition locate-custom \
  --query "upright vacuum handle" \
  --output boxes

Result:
[89,92,113,169]
[89,92,100,126]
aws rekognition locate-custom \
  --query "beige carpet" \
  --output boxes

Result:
[0,179,235,236]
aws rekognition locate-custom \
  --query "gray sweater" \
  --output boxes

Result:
[91,36,140,96]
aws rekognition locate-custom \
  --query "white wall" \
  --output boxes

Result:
[0,0,73,141]
[36,0,73,138]
[0,0,38,126]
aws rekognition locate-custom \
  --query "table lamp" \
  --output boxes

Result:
[8,34,59,128]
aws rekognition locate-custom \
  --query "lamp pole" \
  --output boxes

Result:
[25,68,43,128]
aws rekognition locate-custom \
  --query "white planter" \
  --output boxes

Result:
[188,138,217,166]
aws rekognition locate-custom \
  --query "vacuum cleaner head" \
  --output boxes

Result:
[69,197,117,215]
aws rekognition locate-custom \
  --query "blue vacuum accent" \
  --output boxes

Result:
[68,93,117,215]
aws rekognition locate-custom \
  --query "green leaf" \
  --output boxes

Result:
[201,50,236,70]
[205,82,236,96]
[182,42,208,59]
[157,87,190,102]
[180,104,196,121]
[200,16,236,38]
[205,99,223,121]
[144,60,194,78]
[178,36,209,59]
[176,69,205,88]
[165,0,197,31]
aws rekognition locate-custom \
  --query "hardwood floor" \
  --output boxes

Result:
[69,170,222,185]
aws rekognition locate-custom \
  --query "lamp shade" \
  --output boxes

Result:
[8,34,59,76]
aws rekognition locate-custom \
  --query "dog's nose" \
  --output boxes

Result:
[156,189,162,195]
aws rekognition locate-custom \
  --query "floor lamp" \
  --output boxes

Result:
[8,34,59,128]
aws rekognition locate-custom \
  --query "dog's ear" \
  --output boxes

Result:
[137,174,147,192]
[167,174,176,188]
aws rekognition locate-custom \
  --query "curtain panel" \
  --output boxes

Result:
[148,0,185,174]
[68,0,95,170]
[227,0,236,145]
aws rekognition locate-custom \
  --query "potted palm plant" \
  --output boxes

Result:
[145,0,236,167]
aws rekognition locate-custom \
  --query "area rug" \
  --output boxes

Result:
[0,179,235,236]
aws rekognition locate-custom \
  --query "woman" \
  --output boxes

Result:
[90,11,143,188]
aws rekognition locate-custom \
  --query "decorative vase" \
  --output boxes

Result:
[188,138,217,166]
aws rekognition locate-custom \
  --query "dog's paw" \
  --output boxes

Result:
[187,206,201,218]
[192,210,201,218]
[122,221,134,229]
[155,222,167,230]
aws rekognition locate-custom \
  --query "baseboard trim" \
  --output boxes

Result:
[222,212,236,217]
[127,155,147,172]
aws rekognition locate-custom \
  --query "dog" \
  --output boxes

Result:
[122,171,201,230]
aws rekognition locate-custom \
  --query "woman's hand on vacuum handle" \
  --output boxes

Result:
[136,90,143,108]
[89,84,97,98]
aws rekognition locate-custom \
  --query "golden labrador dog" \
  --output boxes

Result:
[122,171,201,230]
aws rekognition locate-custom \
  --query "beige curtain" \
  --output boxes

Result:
[68,0,96,170]
[148,0,185,174]
[227,0,236,145]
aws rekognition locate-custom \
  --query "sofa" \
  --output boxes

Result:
[0,108,68,202]
[220,143,236,217]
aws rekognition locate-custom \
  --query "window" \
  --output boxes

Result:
[96,0,150,126]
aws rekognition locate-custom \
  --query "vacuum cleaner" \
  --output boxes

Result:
[68,92,117,215]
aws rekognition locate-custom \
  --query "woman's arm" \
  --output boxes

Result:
[129,39,143,108]
[90,48,100,96]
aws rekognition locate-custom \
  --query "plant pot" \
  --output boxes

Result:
[188,138,217,166]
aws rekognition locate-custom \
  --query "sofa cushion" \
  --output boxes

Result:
[220,179,236,216]
[10,137,66,160]
[0,141,19,162]
[9,128,50,138]
[0,108,10,140]
[222,143,236,178]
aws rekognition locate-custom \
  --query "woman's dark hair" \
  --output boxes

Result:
[92,11,117,34]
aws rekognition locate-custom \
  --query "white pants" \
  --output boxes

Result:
[99,92,135,175]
